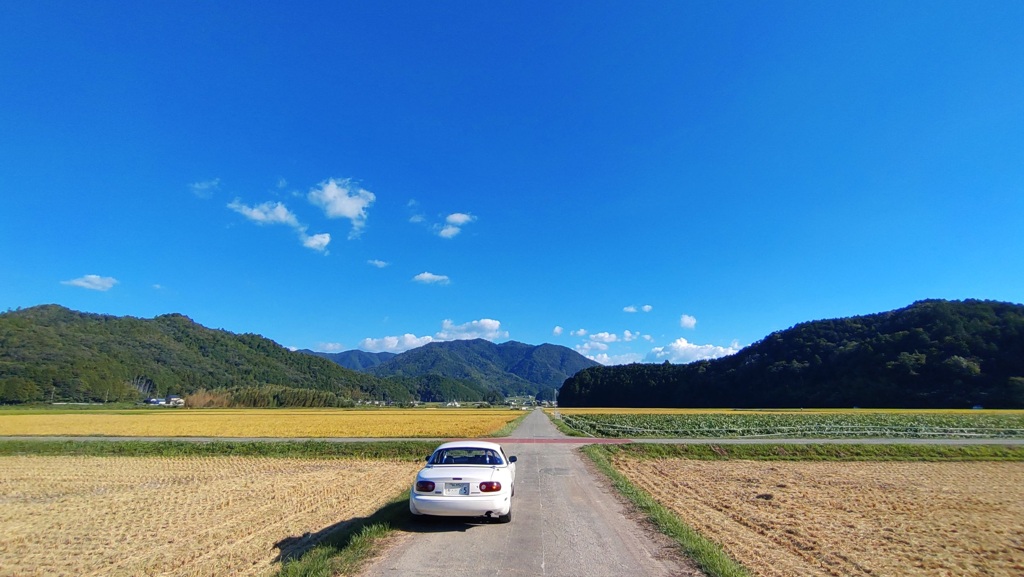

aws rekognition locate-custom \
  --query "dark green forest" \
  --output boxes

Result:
[560,300,1024,409]
[0,305,560,406]
[0,305,381,404]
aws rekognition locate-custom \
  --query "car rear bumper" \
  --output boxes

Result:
[409,492,511,517]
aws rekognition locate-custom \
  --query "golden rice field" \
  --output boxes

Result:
[0,455,422,577]
[0,408,520,438]
[614,456,1024,577]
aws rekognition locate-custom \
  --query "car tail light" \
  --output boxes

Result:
[416,481,435,492]
[479,481,501,492]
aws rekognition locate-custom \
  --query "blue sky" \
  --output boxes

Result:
[2,2,1022,365]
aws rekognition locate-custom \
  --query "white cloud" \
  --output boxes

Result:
[570,328,588,337]
[360,334,435,353]
[229,198,330,252]
[308,178,376,238]
[190,178,220,198]
[318,342,346,352]
[623,330,638,342]
[438,224,462,238]
[623,305,637,313]
[446,213,474,226]
[359,317,509,354]
[61,275,118,291]
[552,326,564,336]
[301,232,331,252]
[576,341,609,354]
[436,318,508,341]
[589,352,645,366]
[228,199,299,227]
[680,314,698,329]
[645,338,740,364]
[642,305,653,312]
[590,332,619,343]
[624,304,653,313]
[367,259,389,268]
[413,272,450,285]
[436,212,476,238]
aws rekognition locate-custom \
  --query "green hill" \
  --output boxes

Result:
[366,339,599,397]
[560,299,1024,408]
[0,305,381,404]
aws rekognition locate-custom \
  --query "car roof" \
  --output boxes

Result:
[433,440,504,452]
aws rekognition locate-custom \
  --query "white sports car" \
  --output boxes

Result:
[409,441,518,523]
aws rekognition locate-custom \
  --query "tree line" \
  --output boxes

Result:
[559,300,1024,408]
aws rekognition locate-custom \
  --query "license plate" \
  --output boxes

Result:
[444,482,469,496]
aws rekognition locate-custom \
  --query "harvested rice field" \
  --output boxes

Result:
[0,408,520,438]
[613,457,1024,577]
[0,455,422,577]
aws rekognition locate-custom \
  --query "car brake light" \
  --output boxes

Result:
[479,481,501,492]
[416,481,435,492]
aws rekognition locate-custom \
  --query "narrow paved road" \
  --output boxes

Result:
[356,410,702,577]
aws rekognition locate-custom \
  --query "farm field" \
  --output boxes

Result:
[554,409,1024,439]
[0,408,521,438]
[612,455,1024,577]
[0,454,422,577]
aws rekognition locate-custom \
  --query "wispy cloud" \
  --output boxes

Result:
[624,304,653,313]
[189,178,220,198]
[570,328,588,337]
[590,332,619,343]
[367,259,389,268]
[413,272,450,285]
[308,178,376,239]
[228,199,300,226]
[318,342,346,352]
[680,314,698,329]
[228,198,330,253]
[61,275,118,291]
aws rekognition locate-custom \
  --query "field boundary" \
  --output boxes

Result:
[581,444,751,577]
[581,441,1024,577]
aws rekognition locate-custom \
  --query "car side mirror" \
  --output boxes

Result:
[425,455,432,462]
[508,456,517,463]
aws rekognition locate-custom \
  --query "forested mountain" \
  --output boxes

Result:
[303,349,396,371]
[364,339,599,397]
[0,305,381,403]
[560,300,1024,408]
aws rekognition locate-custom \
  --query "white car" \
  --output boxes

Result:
[409,441,518,523]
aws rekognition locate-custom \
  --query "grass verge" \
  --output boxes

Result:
[543,410,587,436]
[489,411,530,437]
[582,442,1024,577]
[275,492,411,577]
[609,442,1024,461]
[0,439,440,459]
[581,444,751,577]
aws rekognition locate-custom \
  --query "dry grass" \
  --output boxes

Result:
[0,408,519,438]
[613,456,1024,577]
[0,455,422,577]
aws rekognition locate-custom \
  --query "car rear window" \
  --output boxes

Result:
[431,448,504,465]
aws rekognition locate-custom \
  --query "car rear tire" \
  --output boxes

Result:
[497,509,512,523]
